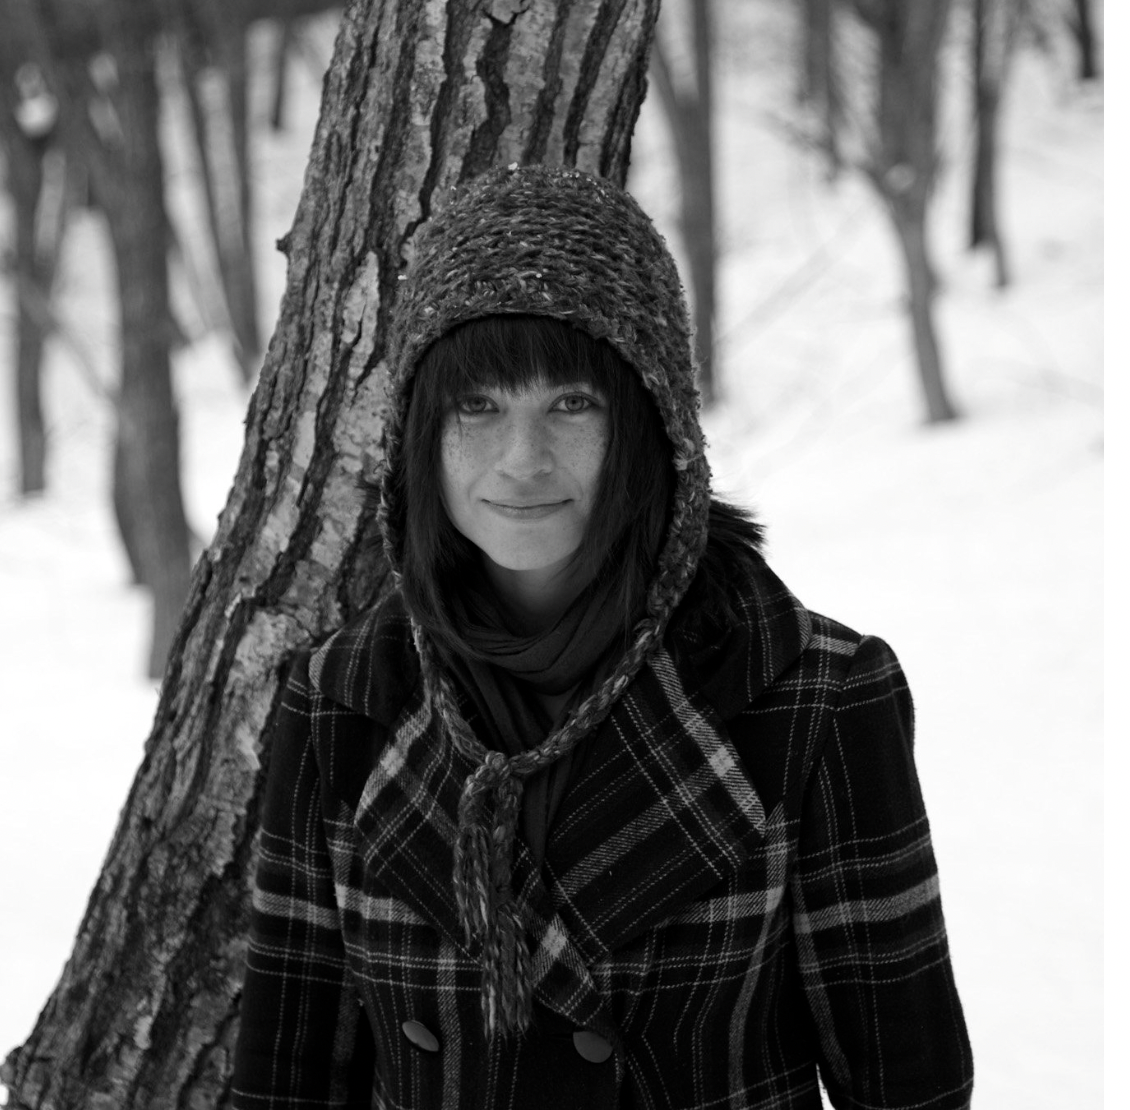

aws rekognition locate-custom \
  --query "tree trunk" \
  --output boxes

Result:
[686,0,716,405]
[15,292,49,494]
[209,2,260,379]
[4,0,195,665]
[970,0,1013,289]
[0,47,61,496]
[269,17,295,131]
[970,80,1009,288]
[0,0,658,1106]
[857,0,958,423]
[176,0,262,383]
[890,194,956,423]
[1067,0,1099,81]
[10,141,50,495]
[101,0,194,677]
[799,0,840,178]
[650,0,717,405]
[111,434,149,586]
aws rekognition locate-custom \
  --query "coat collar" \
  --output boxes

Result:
[310,553,809,726]
[308,554,811,1033]
[309,588,419,726]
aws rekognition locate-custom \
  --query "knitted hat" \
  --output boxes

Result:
[375,164,712,1036]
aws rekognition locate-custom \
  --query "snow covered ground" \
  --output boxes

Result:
[0,8,1103,1106]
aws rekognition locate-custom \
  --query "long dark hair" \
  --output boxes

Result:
[390,315,673,648]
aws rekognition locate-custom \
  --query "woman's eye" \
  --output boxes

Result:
[555,393,595,414]
[454,395,493,415]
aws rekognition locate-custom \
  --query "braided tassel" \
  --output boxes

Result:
[454,751,533,1038]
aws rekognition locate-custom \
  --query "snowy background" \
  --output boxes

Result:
[0,5,1104,1106]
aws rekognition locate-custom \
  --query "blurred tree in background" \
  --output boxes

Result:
[1,0,1103,675]
[0,0,338,676]
[0,0,660,1105]
[790,0,959,423]
[0,52,69,497]
[171,0,264,384]
[651,0,718,405]
[791,0,1098,420]
[167,0,347,382]
[859,0,958,423]
[1065,0,1099,80]
[797,0,841,179]
[969,0,1025,290]
[5,0,194,675]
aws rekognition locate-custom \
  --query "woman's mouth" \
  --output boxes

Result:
[485,500,569,520]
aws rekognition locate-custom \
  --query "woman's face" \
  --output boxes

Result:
[440,377,609,598]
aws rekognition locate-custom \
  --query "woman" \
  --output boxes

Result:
[232,165,973,1109]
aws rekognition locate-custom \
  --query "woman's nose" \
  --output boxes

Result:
[496,414,551,478]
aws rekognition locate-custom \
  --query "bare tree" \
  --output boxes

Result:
[0,0,658,1106]
[171,0,262,382]
[6,0,195,673]
[970,0,1023,289]
[650,0,717,404]
[268,16,296,130]
[786,1,958,422]
[1065,0,1099,80]
[844,0,958,423]
[798,0,842,179]
[168,0,346,381]
[0,53,65,495]
[169,0,349,382]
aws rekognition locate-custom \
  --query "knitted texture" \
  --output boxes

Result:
[374,165,713,1037]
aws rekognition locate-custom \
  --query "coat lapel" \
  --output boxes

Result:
[349,686,469,940]
[309,595,467,940]
[533,555,812,977]
[312,602,613,1026]
[347,690,618,1031]
[537,648,768,967]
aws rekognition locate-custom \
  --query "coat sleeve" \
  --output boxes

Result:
[232,653,375,1109]
[790,635,973,1110]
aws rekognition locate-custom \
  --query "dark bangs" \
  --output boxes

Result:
[417,312,624,396]
[397,314,673,645]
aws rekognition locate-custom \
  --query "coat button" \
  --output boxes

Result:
[572,1030,612,1063]
[401,1019,441,1053]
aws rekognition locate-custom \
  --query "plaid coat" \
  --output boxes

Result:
[232,555,972,1109]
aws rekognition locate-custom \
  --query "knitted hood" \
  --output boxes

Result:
[377,164,711,605]
[371,164,713,1037]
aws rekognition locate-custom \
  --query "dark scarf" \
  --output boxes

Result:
[444,573,627,864]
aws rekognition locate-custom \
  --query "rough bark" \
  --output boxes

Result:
[650,0,716,404]
[0,0,658,1106]
[854,0,958,423]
